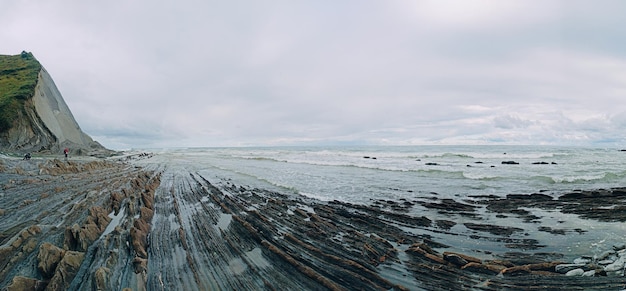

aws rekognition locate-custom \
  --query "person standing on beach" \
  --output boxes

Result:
[64,148,69,160]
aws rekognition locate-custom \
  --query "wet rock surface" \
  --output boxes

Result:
[1,156,626,290]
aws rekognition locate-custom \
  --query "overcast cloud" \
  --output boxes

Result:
[2,0,626,149]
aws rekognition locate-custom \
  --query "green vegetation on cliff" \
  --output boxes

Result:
[0,52,42,132]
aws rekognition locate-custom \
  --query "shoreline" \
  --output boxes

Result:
[1,155,625,290]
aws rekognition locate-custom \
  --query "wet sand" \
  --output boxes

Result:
[1,154,625,290]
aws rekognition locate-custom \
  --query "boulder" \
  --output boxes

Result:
[132,257,148,273]
[46,251,85,291]
[64,223,102,251]
[140,206,154,222]
[565,268,585,276]
[93,267,110,291]
[37,243,66,279]
[109,192,123,215]
[6,276,46,291]
[86,206,112,232]
[582,270,596,277]
[130,226,148,258]
[604,258,624,272]
[555,263,586,274]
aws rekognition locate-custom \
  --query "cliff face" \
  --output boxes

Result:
[0,53,111,156]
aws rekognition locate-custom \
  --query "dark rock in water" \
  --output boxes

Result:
[506,193,553,200]
[502,161,519,165]
[538,226,567,235]
[443,253,468,267]
[558,188,626,222]
[468,194,500,199]
[435,220,456,230]
[613,244,626,251]
[504,239,546,250]
[444,252,482,266]
[421,198,477,213]
[464,223,524,236]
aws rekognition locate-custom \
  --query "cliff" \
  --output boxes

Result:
[0,52,111,156]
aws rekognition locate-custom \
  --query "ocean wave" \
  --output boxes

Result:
[462,173,503,181]
[528,171,626,185]
[529,175,558,185]
[197,164,300,194]
[241,156,288,162]
[421,153,475,159]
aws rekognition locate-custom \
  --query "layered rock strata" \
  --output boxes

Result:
[1,155,626,290]
[0,53,111,156]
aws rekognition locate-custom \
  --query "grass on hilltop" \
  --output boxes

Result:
[0,52,42,132]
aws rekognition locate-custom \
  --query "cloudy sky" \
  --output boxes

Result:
[2,0,626,149]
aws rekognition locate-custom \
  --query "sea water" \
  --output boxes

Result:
[155,145,626,204]
[141,145,626,258]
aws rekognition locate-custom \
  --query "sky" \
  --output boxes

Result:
[2,0,626,149]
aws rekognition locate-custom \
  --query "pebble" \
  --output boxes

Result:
[582,270,596,277]
[573,258,592,264]
[565,268,585,276]
[604,259,624,272]
[595,250,615,261]
[555,264,587,274]
[561,244,626,277]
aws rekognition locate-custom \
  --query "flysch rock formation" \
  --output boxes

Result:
[0,53,112,157]
[2,154,626,291]
[32,68,104,153]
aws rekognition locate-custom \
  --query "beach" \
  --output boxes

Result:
[1,149,626,290]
